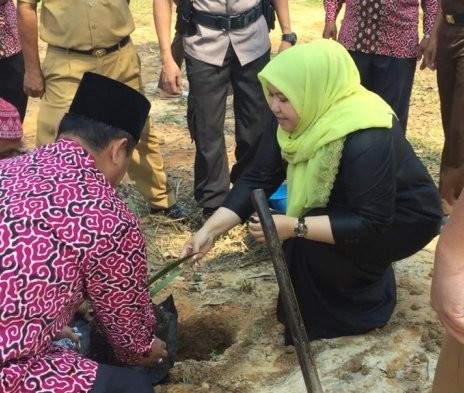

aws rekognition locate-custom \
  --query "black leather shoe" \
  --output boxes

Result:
[150,202,188,220]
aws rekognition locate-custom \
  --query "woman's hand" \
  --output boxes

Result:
[248,214,296,242]
[180,207,242,266]
[181,227,216,257]
[180,227,216,268]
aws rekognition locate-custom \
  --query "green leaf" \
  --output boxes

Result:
[149,268,184,296]
[147,253,197,287]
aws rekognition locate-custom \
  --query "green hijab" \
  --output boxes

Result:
[258,39,395,217]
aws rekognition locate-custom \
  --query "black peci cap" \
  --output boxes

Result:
[69,72,151,142]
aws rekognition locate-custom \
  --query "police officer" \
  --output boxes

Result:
[153,0,295,220]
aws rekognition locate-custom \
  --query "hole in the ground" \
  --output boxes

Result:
[176,312,236,361]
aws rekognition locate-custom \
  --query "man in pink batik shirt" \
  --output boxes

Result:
[0,72,168,393]
[323,0,437,131]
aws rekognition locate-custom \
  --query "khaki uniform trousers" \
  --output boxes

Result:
[432,333,464,393]
[37,41,175,209]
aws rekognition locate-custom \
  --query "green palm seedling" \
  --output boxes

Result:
[148,253,198,297]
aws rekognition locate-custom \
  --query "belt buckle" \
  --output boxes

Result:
[445,14,456,24]
[92,48,107,57]
[215,15,231,31]
[229,14,242,30]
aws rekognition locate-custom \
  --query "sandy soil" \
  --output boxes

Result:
[21,1,445,392]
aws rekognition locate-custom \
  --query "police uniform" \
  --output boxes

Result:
[18,0,176,209]
[184,0,273,211]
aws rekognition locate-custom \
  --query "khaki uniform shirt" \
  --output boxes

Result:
[18,0,134,50]
[184,0,271,67]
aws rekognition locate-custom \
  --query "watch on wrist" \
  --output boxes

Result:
[282,32,297,46]
[293,217,307,238]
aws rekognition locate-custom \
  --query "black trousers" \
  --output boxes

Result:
[89,364,154,393]
[0,52,28,121]
[349,51,416,132]
[77,295,178,393]
[186,46,271,208]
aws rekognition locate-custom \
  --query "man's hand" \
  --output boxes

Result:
[160,58,183,95]
[23,67,45,97]
[55,326,80,349]
[77,300,94,322]
[153,0,183,94]
[17,2,44,97]
[136,337,168,367]
[419,35,437,71]
[322,21,337,40]
[277,41,292,53]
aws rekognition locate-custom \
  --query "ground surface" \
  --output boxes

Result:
[23,1,445,392]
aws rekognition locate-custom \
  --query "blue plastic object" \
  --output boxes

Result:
[268,183,287,214]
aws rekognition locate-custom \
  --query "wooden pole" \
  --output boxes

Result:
[251,189,323,393]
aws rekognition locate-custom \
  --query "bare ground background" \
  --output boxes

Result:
[22,1,445,392]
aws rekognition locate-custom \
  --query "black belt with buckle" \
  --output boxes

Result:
[191,2,262,31]
[54,36,130,57]
[444,12,464,25]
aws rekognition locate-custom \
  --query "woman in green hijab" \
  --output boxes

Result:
[182,39,442,340]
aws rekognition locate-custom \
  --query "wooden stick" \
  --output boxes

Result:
[251,189,323,393]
